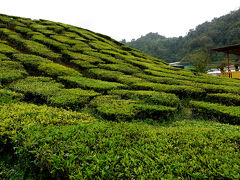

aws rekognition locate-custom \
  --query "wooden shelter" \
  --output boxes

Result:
[212,44,240,79]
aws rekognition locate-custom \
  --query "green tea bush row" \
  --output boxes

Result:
[14,26,33,36]
[70,60,96,69]
[58,76,126,91]
[132,82,205,98]
[0,43,18,54]
[90,95,176,121]
[47,88,100,109]
[89,41,114,50]
[6,33,62,60]
[62,50,104,64]
[0,102,95,140]
[190,100,240,124]
[206,93,240,106]
[0,88,24,103]
[31,34,70,51]
[0,61,28,84]
[61,31,85,40]
[29,23,56,35]
[108,90,180,107]
[0,53,10,61]
[98,63,140,74]
[9,76,64,99]
[68,27,98,41]
[13,54,81,77]
[50,35,86,45]
[88,68,144,85]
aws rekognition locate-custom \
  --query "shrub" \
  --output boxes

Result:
[190,100,240,124]
[14,26,33,35]
[0,43,18,54]
[89,41,114,50]
[0,88,24,104]
[88,68,124,82]
[9,76,64,99]
[98,63,140,74]
[0,61,28,84]
[58,76,126,91]
[29,24,55,35]
[50,35,86,46]
[62,50,104,63]
[0,53,10,61]
[70,60,96,69]
[206,93,240,106]
[47,88,100,109]
[108,90,180,107]
[31,34,70,51]
[132,82,205,98]
[0,102,95,139]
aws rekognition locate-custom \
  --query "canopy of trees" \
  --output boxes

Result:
[123,9,240,64]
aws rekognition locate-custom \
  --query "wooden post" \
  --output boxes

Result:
[227,51,230,72]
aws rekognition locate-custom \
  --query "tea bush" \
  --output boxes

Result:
[0,43,18,54]
[190,100,240,124]
[9,76,64,99]
[0,88,24,103]
[0,53,10,61]
[206,93,240,106]
[132,82,205,98]
[70,60,96,69]
[47,88,100,109]
[0,102,95,140]
[58,76,126,91]
[31,34,70,51]
[108,90,180,107]
[98,63,140,74]
[0,61,28,84]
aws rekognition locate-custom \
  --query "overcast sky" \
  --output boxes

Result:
[0,0,239,41]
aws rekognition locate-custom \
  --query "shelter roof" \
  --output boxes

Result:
[212,44,240,56]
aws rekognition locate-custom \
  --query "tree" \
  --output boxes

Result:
[191,48,210,73]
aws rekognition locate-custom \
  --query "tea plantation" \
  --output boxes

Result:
[0,14,240,179]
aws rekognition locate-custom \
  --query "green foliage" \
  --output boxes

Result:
[62,50,104,63]
[9,76,64,98]
[132,82,205,98]
[108,90,180,107]
[0,102,95,140]
[31,34,70,50]
[0,61,28,84]
[47,88,100,109]
[58,76,126,91]
[0,53,10,61]
[13,54,81,77]
[0,88,24,104]
[191,48,210,73]
[190,100,240,124]
[0,43,18,54]
[206,93,240,106]
[70,60,96,69]
[98,63,140,74]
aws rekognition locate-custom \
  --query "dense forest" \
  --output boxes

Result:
[123,8,240,65]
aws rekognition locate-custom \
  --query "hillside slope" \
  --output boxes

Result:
[124,9,240,64]
[0,14,240,179]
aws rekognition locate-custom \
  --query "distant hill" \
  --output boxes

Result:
[124,9,240,64]
[0,13,240,179]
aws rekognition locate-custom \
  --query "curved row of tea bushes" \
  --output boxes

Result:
[58,76,126,91]
[190,100,240,124]
[90,95,177,121]
[108,90,180,107]
[132,82,205,98]
[13,54,81,77]
[206,93,240,106]
[8,120,240,179]
[0,61,28,84]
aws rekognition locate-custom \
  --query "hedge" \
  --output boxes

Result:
[47,88,100,109]
[70,60,96,69]
[190,100,240,124]
[0,53,10,61]
[0,43,18,54]
[98,63,140,74]
[132,82,205,98]
[0,88,24,103]
[206,93,240,106]
[108,90,180,107]
[13,54,81,77]
[9,76,64,99]
[31,34,70,51]
[0,61,28,84]
[58,76,126,91]
[62,50,104,64]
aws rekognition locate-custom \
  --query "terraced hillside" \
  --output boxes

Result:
[0,14,240,179]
